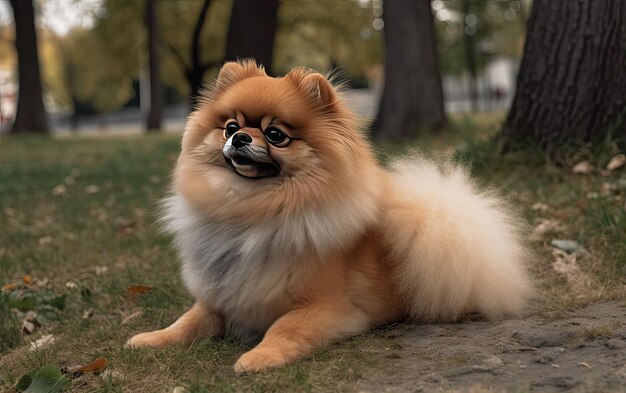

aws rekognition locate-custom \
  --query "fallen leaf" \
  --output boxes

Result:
[551,239,587,253]
[23,275,32,284]
[100,369,123,381]
[16,364,68,393]
[85,185,101,194]
[531,202,550,213]
[51,185,66,196]
[38,236,52,246]
[62,357,108,377]
[126,284,154,298]
[30,334,56,351]
[3,206,17,217]
[601,182,618,196]
[82,308,94,319]
[572,160,594,174]
[552,250,580,276]
[606,154,626,171]
[1,282,20,291]
[94,266,108,275]
[529,219,561,241]
[22,320,36,335]
[65,281,78,289]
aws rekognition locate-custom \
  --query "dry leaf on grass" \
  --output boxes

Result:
[126,284,154,299]
[38,236,52,245]
[62,357,108,377]
[531,202,550,213]
[30,334,56,351]
[51,184,66,196]
[529,219,562,241]
[572,160,594,174]
[22,320,36,335]
[606,154,626,171]
[552,250,581,277]
[85,185,101,194]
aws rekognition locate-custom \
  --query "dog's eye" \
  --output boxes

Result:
[224,121,240,137]
[264,127,289,147]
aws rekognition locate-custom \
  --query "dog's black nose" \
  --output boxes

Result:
[232,132,252,148]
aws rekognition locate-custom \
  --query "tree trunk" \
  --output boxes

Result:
[373,0,446,140]
[503,0,626,151]
[462,0,478,112]
[9,0,48,134]
[145,0,162,132]
[224,0,279,75]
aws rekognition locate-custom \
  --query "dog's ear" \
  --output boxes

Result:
[285,68,336,108]
[215,60,267,92]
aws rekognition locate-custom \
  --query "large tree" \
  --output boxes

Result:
[373,0,445,140]
[224,0,280,75]
[504,0,626,151]
[9,0,48,134]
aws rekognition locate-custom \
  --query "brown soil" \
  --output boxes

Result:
[356,301,626,392]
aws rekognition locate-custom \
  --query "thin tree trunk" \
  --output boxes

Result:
[373,0,446,140]
[224,0,279,75]
[145,0,162,132]
[503,0,626,151]
[9,0,48,134]
[462,0,478,112]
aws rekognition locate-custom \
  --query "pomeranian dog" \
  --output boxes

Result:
[128,60,531,373]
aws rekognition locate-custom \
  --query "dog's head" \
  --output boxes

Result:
[174,60,379,222]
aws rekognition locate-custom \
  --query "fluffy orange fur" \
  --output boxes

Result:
[127,60,531,373]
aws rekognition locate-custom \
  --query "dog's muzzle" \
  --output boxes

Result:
[223,133,280,178]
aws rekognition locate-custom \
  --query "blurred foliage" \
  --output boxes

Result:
[275,0,382,76]
[37,0,382,113]
[44,28,135,112]
[434,0,528,75]
[1,0,529,113]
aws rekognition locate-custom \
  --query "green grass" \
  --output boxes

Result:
[1,116,625,391]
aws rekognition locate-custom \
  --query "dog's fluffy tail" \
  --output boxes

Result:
[382,156,532,321]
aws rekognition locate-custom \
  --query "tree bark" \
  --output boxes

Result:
[373,0,446,140]
[224,0,280,75]
[503,0,626,151]
[145,0,162,132]
[9,0,48,134]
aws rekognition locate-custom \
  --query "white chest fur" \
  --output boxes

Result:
[161,194,377,340]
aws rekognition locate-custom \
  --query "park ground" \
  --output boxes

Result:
[1,113,625,392]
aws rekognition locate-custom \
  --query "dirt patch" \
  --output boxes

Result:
[357,301,626,392]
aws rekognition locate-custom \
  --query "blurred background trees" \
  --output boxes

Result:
[1,0,624,155]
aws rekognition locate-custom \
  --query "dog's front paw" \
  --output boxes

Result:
[234,348,287,373]
[125,330,172,349]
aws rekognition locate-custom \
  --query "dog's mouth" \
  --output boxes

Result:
[223,146,280,179]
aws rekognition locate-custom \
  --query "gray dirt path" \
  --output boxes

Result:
[356,301,626,392]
